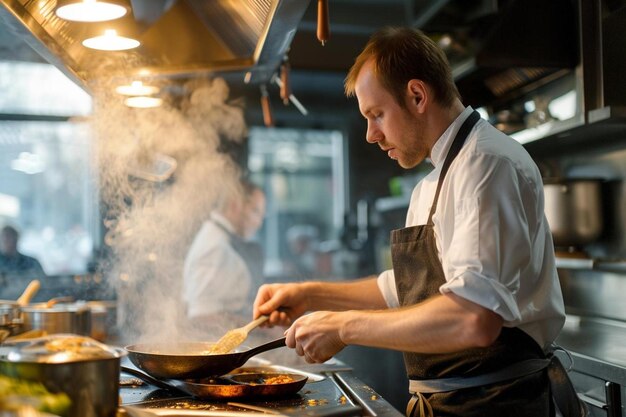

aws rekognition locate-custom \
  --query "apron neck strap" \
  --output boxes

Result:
[427,110,480,225]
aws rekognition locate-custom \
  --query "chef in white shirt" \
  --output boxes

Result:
[252,27,581,417]
[183,181,265,321]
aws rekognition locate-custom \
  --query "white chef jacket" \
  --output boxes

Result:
[183,212,251,319]
[377,106,565,350]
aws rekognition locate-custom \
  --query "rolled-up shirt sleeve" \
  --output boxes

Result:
[438,153,537,324]
[377,268,400,308]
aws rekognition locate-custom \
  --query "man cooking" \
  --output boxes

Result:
[253,27,568,416]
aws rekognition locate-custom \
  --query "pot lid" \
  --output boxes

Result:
[0,334,124,363]
[21,304,91,313]
[0,300,20,309]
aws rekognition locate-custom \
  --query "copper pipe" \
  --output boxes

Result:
[280,62,291,105]
[260,86,274,127]
[317,0,330,45]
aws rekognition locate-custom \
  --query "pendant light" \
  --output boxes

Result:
[55,0,130,22]
[82,29,140,51]
[124,96,163,108]
[116,81,159,96]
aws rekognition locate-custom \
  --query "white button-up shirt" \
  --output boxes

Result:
[377,107,565,349]
[183,212,251,319]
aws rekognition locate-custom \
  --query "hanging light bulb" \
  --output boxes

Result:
[82,29,140,51]
[116,81,159,96]
[55,0,130,22]
[124,96,163,108]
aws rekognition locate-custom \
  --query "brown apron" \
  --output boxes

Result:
[391,111,555,417]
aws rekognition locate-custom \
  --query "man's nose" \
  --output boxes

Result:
[366,121,381,143]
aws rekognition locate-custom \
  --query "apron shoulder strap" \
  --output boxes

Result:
[427,110,480,225]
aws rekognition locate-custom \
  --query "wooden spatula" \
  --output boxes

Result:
[17,280,40,306]
[208,316,269,355]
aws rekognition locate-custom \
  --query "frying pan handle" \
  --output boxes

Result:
[241,337,286,362]
[121,365,184,393]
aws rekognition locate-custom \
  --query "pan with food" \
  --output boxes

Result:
[173,370,308,399]
[120,365,309,399]
[125,337,286,380]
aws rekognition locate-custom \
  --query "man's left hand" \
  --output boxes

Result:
[285,311,347,363]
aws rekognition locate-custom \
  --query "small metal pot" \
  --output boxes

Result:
[0,282,42,338]
[0,300,23,337]
[543,178,604,247]
[21,303,92,336]
[0,334,126,417]
[85,301,117,342]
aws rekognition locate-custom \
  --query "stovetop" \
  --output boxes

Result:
[118,361,397,417]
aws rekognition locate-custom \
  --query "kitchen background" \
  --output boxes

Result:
[1,0,626,413]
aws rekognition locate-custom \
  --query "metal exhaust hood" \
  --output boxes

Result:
[0,0,310,90]
[447,0,578,108]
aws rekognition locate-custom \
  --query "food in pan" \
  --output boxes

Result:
[262,374,296,385]
[227,371,305,387]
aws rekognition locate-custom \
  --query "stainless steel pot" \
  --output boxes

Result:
[21,303,92,336]
[0,281,42,338]
[85,301,117,342]
[0,300,23,337]
[0,334,126,417]
[543,178,604,248]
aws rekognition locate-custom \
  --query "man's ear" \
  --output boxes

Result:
[407,79,428,113]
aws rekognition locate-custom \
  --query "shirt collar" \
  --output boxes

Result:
[210,211,236,234]
[429,106,474,167]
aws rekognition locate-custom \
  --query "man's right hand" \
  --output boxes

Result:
[253,282,309,327]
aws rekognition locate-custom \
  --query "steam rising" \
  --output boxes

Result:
[92,76,246,342]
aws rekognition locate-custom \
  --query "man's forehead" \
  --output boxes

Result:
[355,59,376,91]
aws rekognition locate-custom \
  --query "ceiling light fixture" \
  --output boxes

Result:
[82,29,140,51]
[116,81,159,96]
[55,0,130,22]
[124,96,163,108]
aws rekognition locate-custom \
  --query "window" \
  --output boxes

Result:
[0,61,95,281]
[248,127,347,280]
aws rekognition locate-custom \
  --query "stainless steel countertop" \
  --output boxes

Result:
[556,315,626,384]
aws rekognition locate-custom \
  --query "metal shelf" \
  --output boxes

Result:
[522,106,626,157]
[555,256,626,272]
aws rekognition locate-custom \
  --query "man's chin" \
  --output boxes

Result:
[397,158,420,169]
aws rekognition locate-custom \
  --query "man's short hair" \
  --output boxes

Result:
[1,225,18,240]
[344,27,460,108]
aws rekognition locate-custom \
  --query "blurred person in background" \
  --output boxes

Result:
[0,225,46,279]
[183,180,266,324]
[284,225,320,280]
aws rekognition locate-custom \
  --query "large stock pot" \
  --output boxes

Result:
[0,334,125,417]
[543,178,604,248]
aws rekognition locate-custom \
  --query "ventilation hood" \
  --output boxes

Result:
[438,0,578,109]
[0,0,310,90]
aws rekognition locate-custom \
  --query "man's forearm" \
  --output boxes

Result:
[301,276,388,311]
[339,292,504,354]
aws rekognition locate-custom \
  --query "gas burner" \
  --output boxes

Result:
[119,362,401,417]
[121,365,351,413]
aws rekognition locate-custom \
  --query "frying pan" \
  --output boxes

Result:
[121,365,309,399]
[125,337,286,380]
